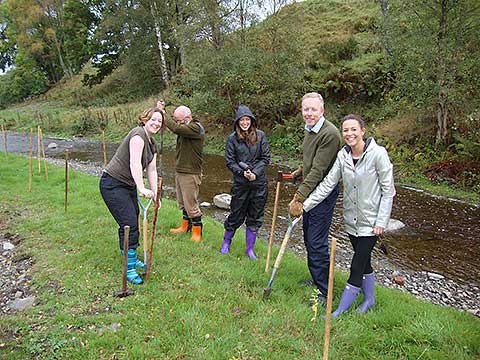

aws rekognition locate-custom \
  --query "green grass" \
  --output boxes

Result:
[0,154,479,359]
[397,173,480,204]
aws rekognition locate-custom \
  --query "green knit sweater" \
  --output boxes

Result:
[297,119,341,199]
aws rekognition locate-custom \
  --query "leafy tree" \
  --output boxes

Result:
[6,0,98,83]
[0,51,47,107]
[173,1,304,124]
[388,0,480,145]
[0,3,16,72]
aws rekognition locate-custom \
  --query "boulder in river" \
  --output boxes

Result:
[213,193,231,210]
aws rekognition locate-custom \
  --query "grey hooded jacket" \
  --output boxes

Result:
[303,138,395,237]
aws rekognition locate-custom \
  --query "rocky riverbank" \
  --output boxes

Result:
[1,157,479,318]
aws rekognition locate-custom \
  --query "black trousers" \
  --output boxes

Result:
[347,234,377,287]
[99,172,140,251]
[224,180,268,232]
[303,184,339,295]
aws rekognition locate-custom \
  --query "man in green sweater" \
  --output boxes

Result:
[165,105,205,243]
[289,92,341,305]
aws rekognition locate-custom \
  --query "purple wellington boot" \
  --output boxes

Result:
[331,283,360,318]
[220,230,235,254]
[245,228,258,260]
[357,273,375,313]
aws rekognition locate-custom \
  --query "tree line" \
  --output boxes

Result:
[1,0,479,149]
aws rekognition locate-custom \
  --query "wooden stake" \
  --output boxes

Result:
[322,238,337,360]
[39,128,48,181]
[121,226,130,291]
[114,225,134,297]
[29,129,33,192]
[65,149,69,212]
[1,124,7,159]
[37,126,41,174]
[265,178,281,272]
[102,130,107,167]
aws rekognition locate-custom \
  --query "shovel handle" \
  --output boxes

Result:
[143,218,148,266]
[138,197,153,216]
[272,216,301,270]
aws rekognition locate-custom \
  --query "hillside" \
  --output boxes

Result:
[0,0,479,201]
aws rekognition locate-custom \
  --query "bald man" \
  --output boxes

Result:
[165,106,205,242]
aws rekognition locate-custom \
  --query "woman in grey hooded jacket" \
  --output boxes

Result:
[220,105,270,259]
[301,114,395,317]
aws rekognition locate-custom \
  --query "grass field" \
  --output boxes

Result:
[0,154,479,359]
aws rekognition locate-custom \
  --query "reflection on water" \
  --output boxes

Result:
[4,132,480,284]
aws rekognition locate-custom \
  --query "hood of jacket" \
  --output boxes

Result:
[234,105,257,129]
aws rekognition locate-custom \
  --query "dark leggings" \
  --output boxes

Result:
[99,172,140,251]
[347,234,377,287]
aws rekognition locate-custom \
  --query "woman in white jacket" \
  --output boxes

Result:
[299,114,395,318]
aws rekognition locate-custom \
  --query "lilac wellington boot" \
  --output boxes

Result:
[220,230,235,254]
[357,273,375,313]
[245,228,258,260]
[331,283,360,318]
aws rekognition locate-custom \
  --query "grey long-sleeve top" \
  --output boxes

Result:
[303,138,396,237]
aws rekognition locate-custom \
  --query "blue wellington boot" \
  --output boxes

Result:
[127,249,143,285]
[245,228,258,260]
[121,250,146,272]
[357,273,375,313]
[220,230,235,254]
[331,283,360,318]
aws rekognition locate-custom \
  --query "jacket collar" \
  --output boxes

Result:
[305,116,325,133]
[344,137,374,154]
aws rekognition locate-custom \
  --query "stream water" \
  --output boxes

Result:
[3,132,479,285]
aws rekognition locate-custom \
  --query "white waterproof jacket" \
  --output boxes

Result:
[303,138,395,237]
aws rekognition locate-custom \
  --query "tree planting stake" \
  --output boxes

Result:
[40,128,48,181]
[37,126,41,174]
[65,149,69,212]
[102,130,107,167]
[145,176,162,281]
[322,237,337,360]
[265,171,283,272]
[1,124,7,159]
[29,129,33,192]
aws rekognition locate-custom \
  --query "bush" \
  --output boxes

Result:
[0,55,47,107]
[269,115,304,155]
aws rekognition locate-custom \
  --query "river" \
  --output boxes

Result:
[2,132,479,286]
